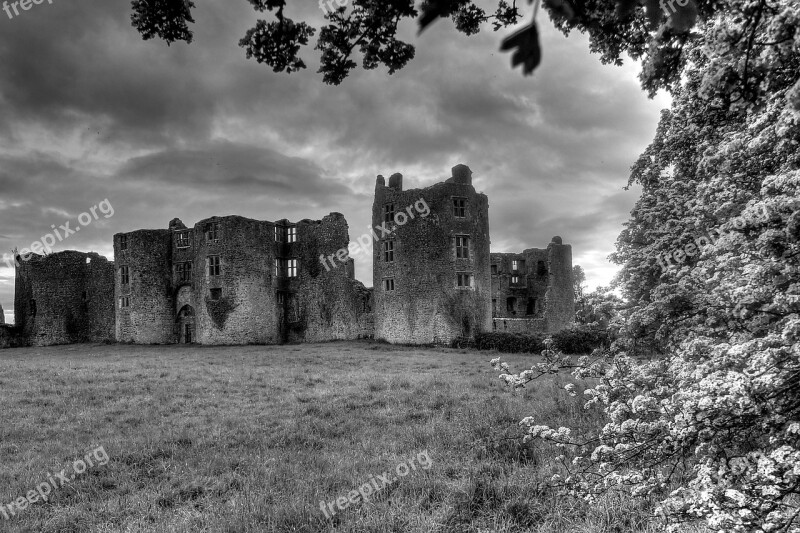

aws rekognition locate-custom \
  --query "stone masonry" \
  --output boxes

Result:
[7,163,574,347]
[490,237,574,335]
[114,213,372,345]
[14,251,115,346]
[372,164,492,344]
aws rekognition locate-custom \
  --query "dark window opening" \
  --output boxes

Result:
[453,197,467,218]
[208,256,221,276]
[209,288,222,301]
[277,291,285,305]
[177,262,193,282]
[384,240,394,262]
[491,264,498,275]
[384,203,395,224]
[456,272,472,288]
[119,296,130,309]
[537,260,547,276]
[383,278,395,291]
[275,226,284,243]
[176,231,190,248]
[506,297,517,314]
[119,234,127,251]
[526,298,536,315]
[455,235,470,259]
[205,222,220,242]
[120,266,130,285]
[82,291,87,302]
[30,299,37,318]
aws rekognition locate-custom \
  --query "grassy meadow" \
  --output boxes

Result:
[0,341,681,532]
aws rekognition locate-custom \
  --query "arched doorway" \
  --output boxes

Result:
[176,305,195,344]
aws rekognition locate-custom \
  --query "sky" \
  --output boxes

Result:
[0,0,670,325]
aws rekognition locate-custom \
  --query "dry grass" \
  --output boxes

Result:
[0,341,688,532]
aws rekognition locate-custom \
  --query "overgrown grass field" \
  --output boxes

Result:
[0,341,674,532]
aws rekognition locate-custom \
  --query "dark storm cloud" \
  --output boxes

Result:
[118,142,352,198]
[0,0,669,322]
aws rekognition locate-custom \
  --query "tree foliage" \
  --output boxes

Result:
[492,0,800,529]
[130,0,715,87]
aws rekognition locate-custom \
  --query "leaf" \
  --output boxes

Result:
[614,0,638,18]
[543,0,576,22]
[666,0,698,32]
[500,21,541,76]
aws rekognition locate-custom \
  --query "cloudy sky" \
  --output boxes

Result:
[0,0,669,324]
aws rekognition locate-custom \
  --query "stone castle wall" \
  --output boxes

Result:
[115,230,174,344]
[490,237,574,335]
[113,213,372,345]
[14,251,115,346]
[373,164,492,344]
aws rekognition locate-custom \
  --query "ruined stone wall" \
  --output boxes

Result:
[191,216,277,345]
[489,237,575,335]
[14,251,114,346]
[373,164,492,344]
[114,213,372,346]
[544,238,575,332]
[115,230,173,343]
[286,213,374,343]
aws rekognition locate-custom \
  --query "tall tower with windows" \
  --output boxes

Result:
[372,164,491,344]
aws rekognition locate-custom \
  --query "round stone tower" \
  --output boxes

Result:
[114,230,173,343]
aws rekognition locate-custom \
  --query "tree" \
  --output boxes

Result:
[572,264,586,303]
[130,0,722,89]
[489,0,800,530]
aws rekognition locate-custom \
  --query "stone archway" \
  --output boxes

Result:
[176,305,195,344]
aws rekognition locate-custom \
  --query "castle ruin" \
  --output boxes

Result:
[7,164,574,347]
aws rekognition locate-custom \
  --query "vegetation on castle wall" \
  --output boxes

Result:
[205,295,238,330]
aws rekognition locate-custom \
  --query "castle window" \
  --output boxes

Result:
[275,226,284,243]
[209,288,222,301]
[506,297,517,314]
[453,197,467,218]
[208,255,221,276]
[456,272,473,288]
[177,262,193,282]
[176,230,190,248]
[287,227,297,243]
[120,266,130,285]
[205,222,219,242]
[491,264,497,275]
[287,259,298,278]
[512,260,518,271]
[119,234,127,251]
[526,298,536,315]
[30,299,36,317]
[383,278,395,291]
[455,235,470,259]
[492,299,497,315]
[383,240,394,262]
[277,291,285,305]
[384,203,395,224]
[537,260,547,276]
[119,296,130,309]
[275,258,282,277]
[512,276,519,284]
